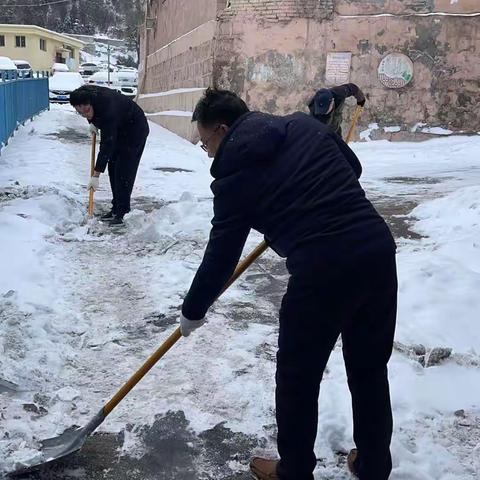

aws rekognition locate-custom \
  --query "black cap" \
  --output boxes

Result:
[311,89,334,115]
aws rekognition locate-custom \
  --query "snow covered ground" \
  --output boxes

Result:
[0,105,479,479]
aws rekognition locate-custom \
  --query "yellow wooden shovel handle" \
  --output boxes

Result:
[88,132,96,217]
[103,240,269,416]
[345,105,364,144]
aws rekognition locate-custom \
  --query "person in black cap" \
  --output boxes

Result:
[308,84,366,137]
[70,84,149,225]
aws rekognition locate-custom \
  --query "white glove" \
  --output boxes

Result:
[89,123,99,136]
[87,176,99,191]
[180,313,206,337]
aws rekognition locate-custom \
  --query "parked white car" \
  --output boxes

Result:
[52,62,69,73]
[87,71,137,98]
[115,70,138,98]
[86,70,115,87]
[0,56,18,79]
[49,72,84,102]
[13,60,33,78]
[79,62,100,77]
[99,63,117,73]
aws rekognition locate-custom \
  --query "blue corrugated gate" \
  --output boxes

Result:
[0,72,49,154]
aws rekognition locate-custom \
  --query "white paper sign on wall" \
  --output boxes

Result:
[378,53,414,89]
[325,52,352,85]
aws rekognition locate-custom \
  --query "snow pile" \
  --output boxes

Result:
[421,126,454,136]
[384,126,401,133]
[1,106,480,478]
[359,122,379,141]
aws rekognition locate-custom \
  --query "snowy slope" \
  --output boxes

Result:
[0,106,479,478]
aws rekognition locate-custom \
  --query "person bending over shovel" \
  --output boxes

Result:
[308,83,366,137]
[70,85,149,225]
[179,88,397,480]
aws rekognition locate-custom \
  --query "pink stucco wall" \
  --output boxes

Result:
[213,0,480,136]
[141,0,480,140]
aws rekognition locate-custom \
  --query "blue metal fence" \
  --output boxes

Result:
[0,72,49,155]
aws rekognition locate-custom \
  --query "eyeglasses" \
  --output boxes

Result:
[200,125,220,152]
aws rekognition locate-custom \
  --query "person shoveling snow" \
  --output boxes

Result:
[180,88,397,480]
[70,85,149,225]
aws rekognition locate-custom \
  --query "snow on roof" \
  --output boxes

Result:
[0,24,86,47]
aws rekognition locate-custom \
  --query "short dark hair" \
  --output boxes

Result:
[69,85,96,106]
[192,88,249,127]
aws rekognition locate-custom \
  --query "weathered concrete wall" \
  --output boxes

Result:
[138,88,205,142]
[214,0,480,138]
[141,0,480,141]
[138,0,226,140]
[336,0,480,15]
[149,0,219,51]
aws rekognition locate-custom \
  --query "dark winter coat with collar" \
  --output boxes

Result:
[86,85,149,173]
[182,111,395,320]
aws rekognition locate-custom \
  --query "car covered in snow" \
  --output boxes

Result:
[48,72,84,103]
[98,63,117,73]
[52,62,69,74]
[13,60,33,79]
[86,70,116,88]
[115,70,138,98]
[79,62,100,77]
[0,56,18,79]
[87,70,137,98]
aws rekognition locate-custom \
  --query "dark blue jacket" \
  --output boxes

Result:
[84,85,149,173]
[182,112,395,320]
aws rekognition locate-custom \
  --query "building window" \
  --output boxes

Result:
[15,35,26,48]
[0,35,5,47]
[40,38,46,51]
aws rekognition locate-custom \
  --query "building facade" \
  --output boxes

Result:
[0,24,85,72]
[138,0,480,141]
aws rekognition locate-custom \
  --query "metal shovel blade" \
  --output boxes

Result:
[9,409,105,477]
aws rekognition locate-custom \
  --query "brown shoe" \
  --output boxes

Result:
[347,449,359,477]
[249,457,279,479]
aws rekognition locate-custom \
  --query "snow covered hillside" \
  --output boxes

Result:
[80,39,138,68]
[0,106,479,479]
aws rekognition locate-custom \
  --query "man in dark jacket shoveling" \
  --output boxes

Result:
[180,88,397,480]
[308,83,366,137]
[70,85,149,225]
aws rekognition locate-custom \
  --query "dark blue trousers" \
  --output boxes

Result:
[276,241,397,480]
[108,136,147,217]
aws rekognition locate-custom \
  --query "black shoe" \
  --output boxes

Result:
[101,210,115,220]
[108,215,124,226]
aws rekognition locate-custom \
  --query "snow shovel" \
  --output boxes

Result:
[345,105,364,144]
[9,241,269,477]
[88,132,96,217]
